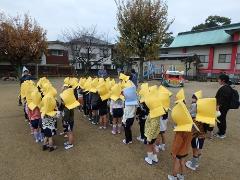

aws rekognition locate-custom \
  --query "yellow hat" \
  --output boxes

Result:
[159,92,170,111]
[122,80,134,89]
[159,85,172,97]
[69,77,79,88]
[171,101,193,132]
[46,87,57,97]
[149,85,159,94]
[28,90,42,110]
[25,85,38,104]
[60,88,80,110]
[63,77,71,87]
[196,98,216,126]
[98,78,105,84]
[83,81,91,92]
[119,73,129,82]
[144,91,165,119]
[89,78,99,93]
[110,84,124,101]
[139,83,149,103]
[175,88,185,103]
[79,78,86,89]
[194,90,202,99]
[98,83,110,101]
[41,96,57,117]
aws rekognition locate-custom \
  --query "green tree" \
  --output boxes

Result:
[115,0,171,82]
[192,15,231,31]
[0,13,47,77]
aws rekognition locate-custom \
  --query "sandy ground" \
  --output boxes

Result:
[0,78,240,180]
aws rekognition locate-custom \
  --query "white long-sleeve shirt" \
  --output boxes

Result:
[110,99,124,114]
[122,105,136,124]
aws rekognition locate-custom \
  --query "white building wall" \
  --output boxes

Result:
[213,45,232,69]
[187,47,210,69]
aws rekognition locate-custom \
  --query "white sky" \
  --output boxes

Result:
[1,0,240,42]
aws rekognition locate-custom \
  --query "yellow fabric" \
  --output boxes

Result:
[196,98,216,126]
[63,77,71,87]
[139,83,149,103]
[41,96,57,117]
[89,78,99,93]
[122,80,134,89]
[119,73,129,82]
[144,116,160,142]
[171,101,193,132]
[79,78,86,89]
[69,77,79,88]
[60,88,80,110]
[159,92,170,110]
[28,90,42,110]
[144,90,165,119]
[98,83,110,101]
[175,88,185,103]
[159,85,173,96]
[194,90,203,99]
[110,84,124,101]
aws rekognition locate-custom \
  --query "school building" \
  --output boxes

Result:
[157,23,240,78]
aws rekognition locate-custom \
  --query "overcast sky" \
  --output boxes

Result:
[1,0,240,42]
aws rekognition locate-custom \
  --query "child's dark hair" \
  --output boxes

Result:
[192,94,197,100]
[218,74,229,84]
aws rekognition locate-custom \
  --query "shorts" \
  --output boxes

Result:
[65,121,74,132]
[31,119,40,129]
[147,138,156,145]
[191,137,205,149]
[112,108,124,118]
[99,109,108,116]
[91,104,99,111]
[160,117,168,132]
[43,128,55,138]
[176,154,188,159]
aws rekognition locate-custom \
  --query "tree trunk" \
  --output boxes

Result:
[16,63,22,79]
[139,58,144,82]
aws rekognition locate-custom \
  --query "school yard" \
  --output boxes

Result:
[0,78,239,180]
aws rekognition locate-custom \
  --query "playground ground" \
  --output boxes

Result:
[0,78,240,180]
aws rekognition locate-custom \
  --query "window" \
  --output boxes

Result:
[198,55,209,63]
[50,49,64,56]
[218,54,231,63]
[80,53,96,59]
[100,48,109,58]
[237,54,240,64]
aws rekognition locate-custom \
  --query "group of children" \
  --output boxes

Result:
[20,73,219,180]
[21,77,80,151]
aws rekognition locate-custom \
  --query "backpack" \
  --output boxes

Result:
[229,86,240,109]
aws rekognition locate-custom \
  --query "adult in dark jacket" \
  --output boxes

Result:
[215,74,232,139]
[19,67,35,105]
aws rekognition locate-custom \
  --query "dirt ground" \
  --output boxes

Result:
[0,78,240,180]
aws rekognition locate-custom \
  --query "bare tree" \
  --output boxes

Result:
[62,26,112,74]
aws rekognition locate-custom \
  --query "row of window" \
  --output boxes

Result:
[198,54,240,64]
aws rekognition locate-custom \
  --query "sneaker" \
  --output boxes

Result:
[99,126,103,130]
[186,161,196,171]
[117,130,121,134]
[122,139,132,144]
[151,154,158,163]
[64,134,68,138]
[91,121,96,125]
[144,157,153,165]
[49,146,57,152]
[64,141,69,146]
[103,126,107,130]
[177,174,185,180]
[35,139,39,143]
[65,144,74,150]
[137,136,144,143]
[111,130,116,135]
[214,133,226,139]
[167,175,178,180]
[42,145,48,151]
